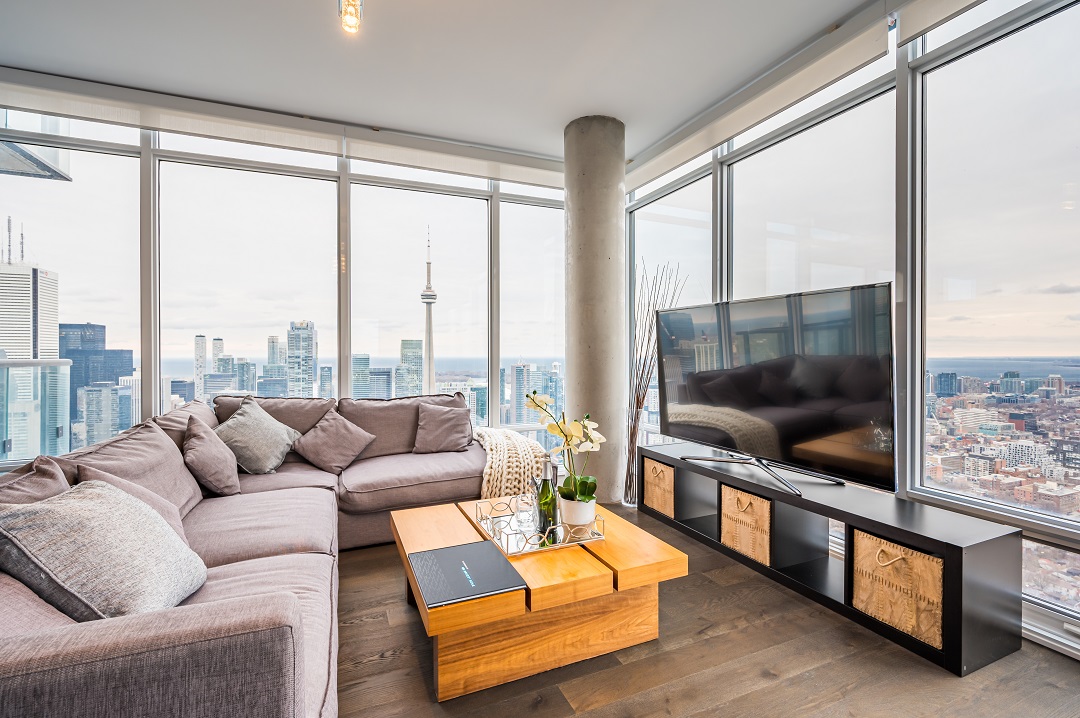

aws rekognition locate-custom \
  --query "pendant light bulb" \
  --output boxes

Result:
[340,0,362,33]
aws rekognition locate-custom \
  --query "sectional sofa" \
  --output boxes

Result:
[0,393,486,718]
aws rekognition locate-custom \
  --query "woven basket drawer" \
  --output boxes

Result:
[852,530,944,649]
[643,458,675,518]
[720,485,771,565]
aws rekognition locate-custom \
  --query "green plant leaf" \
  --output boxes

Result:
[557,486,576,501]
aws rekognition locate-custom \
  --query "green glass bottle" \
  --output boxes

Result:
[537,455,559,543]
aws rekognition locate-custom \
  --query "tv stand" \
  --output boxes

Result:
[641,441,1021,676]
[680,453,846,496]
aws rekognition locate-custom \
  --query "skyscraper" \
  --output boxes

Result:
[350,354,371,398]
[420,228,437,394]
[0,263,59,360]
[318,366,334,399]
[369,367,393,399]
[267,336,286,366]
[235,359,257,393]
[194,334,206,401]
[287,321,317,398]
[59,323,133,423]
[398,339,422,397]
[211,338,224,369]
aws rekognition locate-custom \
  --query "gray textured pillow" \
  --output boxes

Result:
[214,396,301,474]
[0,455,69,504]
[293,409,376,474]
[183,415,241,495]
[414,403,474,454]
[76,465,189,545]
[0,481,206,622]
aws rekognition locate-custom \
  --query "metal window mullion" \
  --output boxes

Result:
[347,173,494,201]
[139,129,160,420]
[487,183,500,428]
[337,156,351,401]
[151,149,339,182]
[720,158,735,302]
[0,127,139,157]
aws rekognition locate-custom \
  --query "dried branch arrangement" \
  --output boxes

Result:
[623,263,684,505]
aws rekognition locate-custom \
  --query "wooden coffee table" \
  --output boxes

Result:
[390,499,687,701]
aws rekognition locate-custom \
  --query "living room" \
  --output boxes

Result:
[1,0,1079,716]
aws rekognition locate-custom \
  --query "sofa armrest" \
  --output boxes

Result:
[0,593,306,718]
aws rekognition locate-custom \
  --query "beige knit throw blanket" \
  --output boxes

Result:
[474,427,549,499]
[667,404,782,459]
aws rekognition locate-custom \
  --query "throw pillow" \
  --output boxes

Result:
[0,455,69,504]
[758,371,799,407]
[183,415,241,495]
[835,356,890,404]
[700,374,749,409]
[293,410,376,473]
[0,481,207,622]
[76,465,189,545]
[414,403,473,454]
[790,356,837,400]
[213,396,301,474]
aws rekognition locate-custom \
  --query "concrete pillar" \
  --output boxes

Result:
[564,116,627,504]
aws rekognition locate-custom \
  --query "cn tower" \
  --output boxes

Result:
[420,226,437,394]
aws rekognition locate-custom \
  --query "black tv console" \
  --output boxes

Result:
[637,441,1022,676]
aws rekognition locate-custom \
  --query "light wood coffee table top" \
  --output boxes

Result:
[391,499,688,700]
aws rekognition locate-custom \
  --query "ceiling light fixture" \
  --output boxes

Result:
[339,0,363,33]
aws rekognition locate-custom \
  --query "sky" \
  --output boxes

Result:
[0,0,1077,370]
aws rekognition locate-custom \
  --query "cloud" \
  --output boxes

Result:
[1068,314,1080,322]
[947,315,972,322]
[1036,284,1080,294]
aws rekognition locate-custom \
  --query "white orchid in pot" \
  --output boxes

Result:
[525,391,606,526]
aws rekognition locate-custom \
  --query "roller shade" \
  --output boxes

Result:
[896,0,987,46]
[626,15,889,192]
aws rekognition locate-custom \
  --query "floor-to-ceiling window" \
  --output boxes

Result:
[918,2,1080,616]
[349,184,489,424]
[499,200,565,444]
[0,125,139,458]
[159,162,338,407]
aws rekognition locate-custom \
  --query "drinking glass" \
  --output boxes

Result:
[514,492,537,534]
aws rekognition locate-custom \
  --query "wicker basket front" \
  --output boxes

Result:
[852,530,944,649]
[643,458,675,518]
[720,485,771,565]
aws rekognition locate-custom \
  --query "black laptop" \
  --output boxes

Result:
[408,541,526,609]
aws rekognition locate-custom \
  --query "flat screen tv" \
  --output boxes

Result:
[656,283,895,492]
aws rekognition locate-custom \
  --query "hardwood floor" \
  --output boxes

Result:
[338,505,1080,718]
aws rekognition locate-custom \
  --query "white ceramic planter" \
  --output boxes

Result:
[558,496,596,527]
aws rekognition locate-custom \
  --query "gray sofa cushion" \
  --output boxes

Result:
[183,415,241,495]
[55,421,204,518]
[0,481,206,622]
[0,572,76,639]
[0,455,68,504]
[152,400,219,451]
[76,465,188,545]
[237,461,338,494]
[181,487,338,568]
[293,410,375,474]
[338,443,485,514]
[213,396,335,434]
[214,397,301,475]
[337,393,468,459]
[181,552,337,718]
[413,403,473,454]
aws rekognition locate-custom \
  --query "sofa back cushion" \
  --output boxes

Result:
[0,572,75,638]
[0,456,69,504]
[56,422,204,518]
[214,396,335,434]
[337,393,468,459]
[76,465,189,545]
[152,400,219,450]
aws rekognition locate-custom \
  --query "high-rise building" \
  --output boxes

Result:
[256,376,289,398]
[58,323,133,424]
[398,339,422,397]
[215,354,235,375]
[318,366,334,399]
[1047,375,1066,393]
[263,363,287,379]
[76,382,127,449]
[287,321,317,398]
[470,384,488,423]
[509,362,543,424]
[350,354,371,398]
[0,263,59,360]
[59,323,105,354]
[235,359,257,393]
[171,379,195,403]
[369,367,393,399]
[119,368,141,423]
[194,334,206,401]
[211,338,224,368]
[420,229,437,394]
[203,372,237,403]
[267,336,286,366]
[935,372,959,397]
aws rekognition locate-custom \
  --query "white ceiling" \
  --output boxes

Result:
[0,0,870,161]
